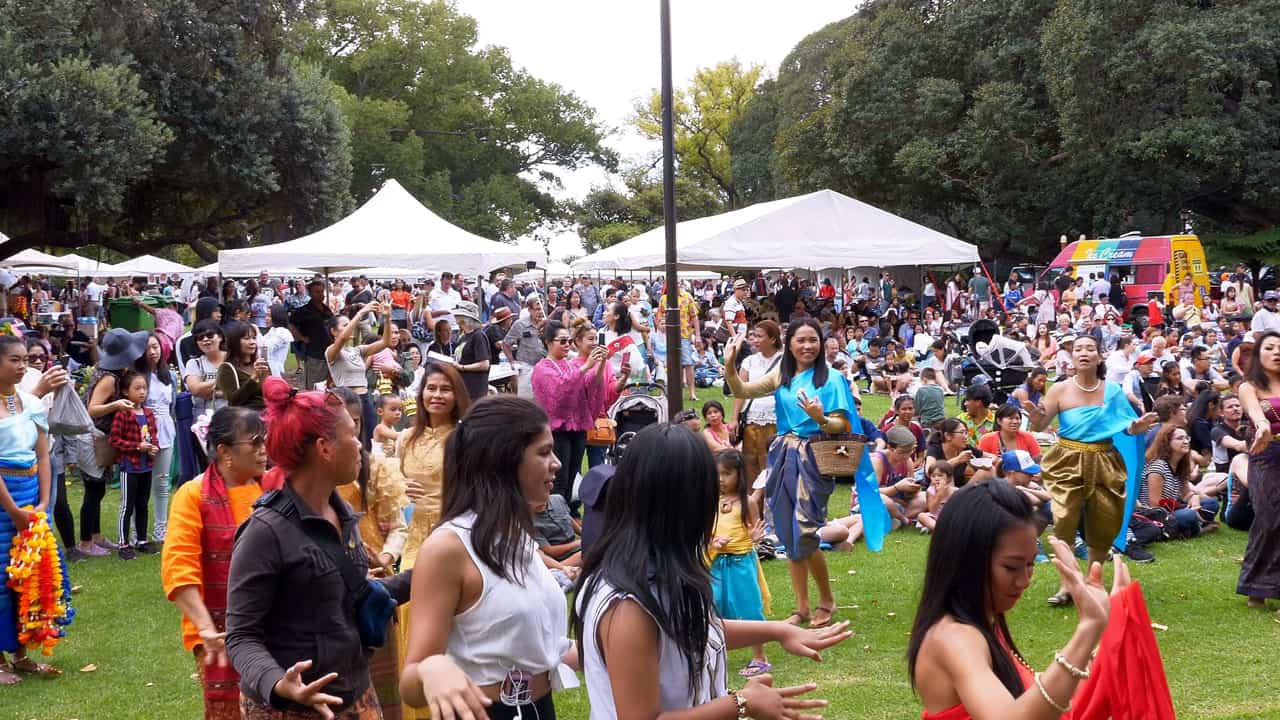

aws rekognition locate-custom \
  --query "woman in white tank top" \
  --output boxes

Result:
[400,396,572,720]
[571,424,853,720]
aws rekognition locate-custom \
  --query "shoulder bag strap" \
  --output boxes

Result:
[737,355,782,425]
[262,494,366,603]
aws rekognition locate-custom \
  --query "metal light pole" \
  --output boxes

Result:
[660,0,684,413]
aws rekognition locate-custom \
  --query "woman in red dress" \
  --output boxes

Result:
[907,480,1174,720]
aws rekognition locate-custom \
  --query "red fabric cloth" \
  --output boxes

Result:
[921,583,1174,720]
[198,464,284,707]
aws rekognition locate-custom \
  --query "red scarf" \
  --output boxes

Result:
[198,464,283,704]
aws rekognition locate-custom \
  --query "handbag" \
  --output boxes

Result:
[808,432,867,478]
[586,417,617,447]
[49,384,93,436]
[730,355,781,446]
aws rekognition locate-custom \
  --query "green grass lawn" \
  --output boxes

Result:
[8,389,1279,719]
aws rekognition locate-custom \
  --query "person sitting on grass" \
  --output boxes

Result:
[914,367,948,430]
[978,404,1041,460]
[532,492,582,590]
[701,399,734,452]
[876,426,927,527]
[1140,424,1220,539]
[916,461,957,533]
[880,395,926,456]
[998,450,1052,542]
[958,384,997,445]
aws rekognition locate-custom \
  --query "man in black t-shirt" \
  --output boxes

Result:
[343,276,373,318]
[289,278,334,388]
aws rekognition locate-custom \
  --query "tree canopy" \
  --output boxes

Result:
[300,0,616,242]
[0,0,353,261]
[731,0,1280,261]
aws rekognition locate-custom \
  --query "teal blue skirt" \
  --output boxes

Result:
[710,552,765,621]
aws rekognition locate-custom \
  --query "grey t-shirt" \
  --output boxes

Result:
[533,494,576,551]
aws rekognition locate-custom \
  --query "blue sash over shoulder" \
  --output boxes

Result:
[1057,383,1143,550]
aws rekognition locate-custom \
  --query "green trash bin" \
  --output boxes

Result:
[107,295,164,332]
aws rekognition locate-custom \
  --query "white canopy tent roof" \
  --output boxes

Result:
[196,261,313,277]
[110,254,196,276]
[218,179,535,276]
[571,189,979,272]
[2,248,80,272]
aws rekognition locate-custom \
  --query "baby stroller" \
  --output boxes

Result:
[604,382,668,464]
[959,319,1036,405]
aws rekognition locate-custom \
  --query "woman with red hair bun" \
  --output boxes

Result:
[226,377,413,719]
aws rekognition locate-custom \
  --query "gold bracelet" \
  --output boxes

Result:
[1054,651,1090,679]
[1034,672,1071,714]
[727,689,748,718]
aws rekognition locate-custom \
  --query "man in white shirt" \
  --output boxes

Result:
[429,271,462,331]
[83,277,107,318]
[1091,274,1111,304]
[1251,290,1280,333]
[723,279,749,334]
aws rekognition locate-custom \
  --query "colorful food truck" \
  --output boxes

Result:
[1042,233,1210,319]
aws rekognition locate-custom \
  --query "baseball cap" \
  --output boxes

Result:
[1266,290,1280,301]
[1000,450,1041,476]
[886,426,916,448]
[1135,353,1155,365]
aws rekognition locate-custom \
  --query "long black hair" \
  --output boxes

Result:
[779,317,829,388]
[440,395,549,584]
[329,386,373,507]
[907,480,1036,698]
[134,333,173,386]
[1246,330,1280,392]
[572,424,720,696]
[1187,388,1220,426]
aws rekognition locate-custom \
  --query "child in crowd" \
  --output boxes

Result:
[532,493,582,590]
[372,393,402,457]
[915,460,956,533]
[109,370,159,560]
[1000,450,1052,535]
[709,449,772,677]
[913,367,947,429]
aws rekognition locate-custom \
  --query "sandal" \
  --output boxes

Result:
[1047,590,1074,608]
[783,611,810,626]
[0,663,21,686]
[11,657,61,677]
[810,604,835,629]
[1247,597,1268,610]
[738,659,773,678]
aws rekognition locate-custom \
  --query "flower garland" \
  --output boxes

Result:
[5,509,74,655]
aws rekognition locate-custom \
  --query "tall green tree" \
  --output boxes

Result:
[756,0,1280,261]
[300,0,616,241]
[574,169,724,254]
[0,0,354,261]
[634,60,764,209]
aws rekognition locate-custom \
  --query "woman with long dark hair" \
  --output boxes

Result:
[724,317,873,629]
[907,480,1171,720]
[162,407,276,719]
[1238,330,1280,612]
[215,321,269,410]
[327,300,394,449]
[572,424,849,718]
[1185,388,1221,457]
[400,396,570,719]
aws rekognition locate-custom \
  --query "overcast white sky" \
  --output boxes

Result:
[455,0,859,259]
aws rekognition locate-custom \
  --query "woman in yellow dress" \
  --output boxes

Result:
[393,361,471,718]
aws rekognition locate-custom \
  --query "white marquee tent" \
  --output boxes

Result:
[110,254,196,276]
[219,179,535,276]
[571,189,979,272]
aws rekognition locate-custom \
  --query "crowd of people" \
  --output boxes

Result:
[0,258,1274,720]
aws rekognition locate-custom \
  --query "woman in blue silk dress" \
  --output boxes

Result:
[0,334,63,683]
[1024,334,1157,607]
[725,318,881,628]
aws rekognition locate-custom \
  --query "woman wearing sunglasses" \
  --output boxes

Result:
[16,339,76,557]
[162,407,277,719]
[531,321,608,515]
[183,320,228,419]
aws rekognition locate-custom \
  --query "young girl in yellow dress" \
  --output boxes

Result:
[710,449,773,677]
